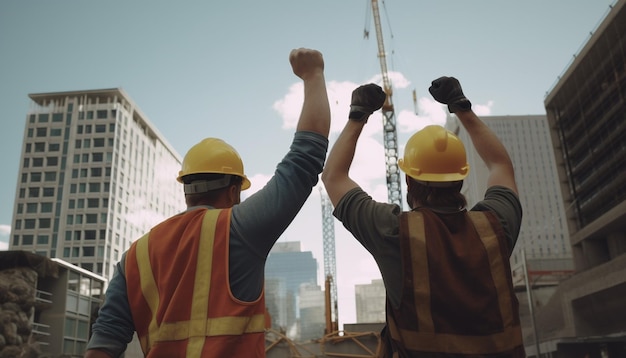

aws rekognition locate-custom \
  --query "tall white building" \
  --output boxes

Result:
[354,279,385,323]
[451,115,572,270]
[10,88,185,280]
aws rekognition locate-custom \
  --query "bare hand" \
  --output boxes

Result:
[289,48,324,81]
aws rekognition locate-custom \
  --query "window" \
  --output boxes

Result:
[86,214,97,224]
[91,168,102,177]
[75,215,83,224]
[85,125,92,134]
[26,203,38,213]
[79,183,86,193]
[36,127,47,137]
[50,128,62,136]
[95,124,106,133]
[77,125,83,134]
[87,111,94,119]
[77,199,85,209]
[38,114,49,123]
[29,114,36,123]
[22,235,34,245]
[93,138,105,147]
[43,187,54,197]
[23,158,30,168]
[74,230,82,240]
[67,215,74,225]
[85,230,96,240]
[39,218,51,229]
[75,139,82,149]
[68,199,75,209]
[87,198,99,208]
[47,157,58,166]
[41,202,53,213]
[25,143,32,153]
[52,113,63,122]
[29,187,40,197]
[24,219,36,229]
[34,142,46,152]
[44,172,56,181]
[71,169,79,179]
[49,143,60,151]
[83,138,91,148]
[83,247,95,256]
[32,158,43,167]
[97,110,107,119]
[30,172,41,182]
[89,183,100,192]
[14,220,22,230]
[37,235,49,244]
[109,123,116,132]
[92,153,103,162]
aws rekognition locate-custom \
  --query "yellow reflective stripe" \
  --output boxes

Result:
[469,212,514,328]
[135,233,159,351]
[156,314,267,342]
[186,209,220,357]
[406,212,434,332]
[395,325,523,354]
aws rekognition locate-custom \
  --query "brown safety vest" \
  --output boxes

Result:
[383,209,525,358]
[125,208,267,357]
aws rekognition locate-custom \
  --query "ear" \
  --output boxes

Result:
[228,184,241,205]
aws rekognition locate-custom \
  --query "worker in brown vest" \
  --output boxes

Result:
[322,77,524,357]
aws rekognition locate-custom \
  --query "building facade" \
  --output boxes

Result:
[10,88,185,280]
[453,115,572,271]
[265,241,320,341]
[536,0,626,356]
[0,251,105,357]
[354,279,386,324]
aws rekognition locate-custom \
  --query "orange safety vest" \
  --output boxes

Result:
[125,208,267,357]
[384,210,525,358]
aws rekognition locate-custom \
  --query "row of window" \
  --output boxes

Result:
[16,202,54,214]
[73,151,112,164]
[23,156,59,168]
[75,137,113,149]
[17,186,56,198]
[76,123,115,134]
[30,109,116,124]
[12,234,50,245]
[66,213,108,225]
[27,127,63,138]
[25,141,61,153]
[72,166,111,179]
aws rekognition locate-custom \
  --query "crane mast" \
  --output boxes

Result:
[371,0,402,207]
[320,188,338,333]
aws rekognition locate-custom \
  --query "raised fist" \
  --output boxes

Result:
[428,76,472,113]
[349,83,387,122]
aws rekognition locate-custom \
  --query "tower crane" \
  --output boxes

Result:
[319,188,338,333]
[369,0,402,207]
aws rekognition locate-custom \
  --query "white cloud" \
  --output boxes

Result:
[0,225,9,251]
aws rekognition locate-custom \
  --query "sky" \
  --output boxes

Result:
[0,0,618,327]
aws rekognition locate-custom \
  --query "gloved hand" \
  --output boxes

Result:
[349,83,387,122]
[428,76,472,113]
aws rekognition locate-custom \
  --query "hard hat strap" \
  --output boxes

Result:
[184,175,232,194]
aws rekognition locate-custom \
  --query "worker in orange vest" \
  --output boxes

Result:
[84,48,331,358]
[322,78,525,357]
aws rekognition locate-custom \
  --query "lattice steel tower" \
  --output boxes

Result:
[319,188,338,329]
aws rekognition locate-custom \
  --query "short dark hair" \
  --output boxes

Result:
[406,178,467,210]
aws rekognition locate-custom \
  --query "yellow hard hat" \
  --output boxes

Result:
[398,125,469,182]
[177,138,251,190]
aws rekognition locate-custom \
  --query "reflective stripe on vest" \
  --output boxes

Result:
[132,209,266,357]
[392,210,522,355]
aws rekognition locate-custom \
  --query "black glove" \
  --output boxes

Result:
[349,83,387,122]
[428,76,472,113]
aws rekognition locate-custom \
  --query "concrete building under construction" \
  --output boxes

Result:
[534,0,626,356]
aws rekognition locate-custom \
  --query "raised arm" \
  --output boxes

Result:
[289,48,330,137]
[429,76,518,195]
[322,84,386,206]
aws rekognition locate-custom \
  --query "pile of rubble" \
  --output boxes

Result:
[0,267,40,358]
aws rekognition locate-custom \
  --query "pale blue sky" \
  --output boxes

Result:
[0,1,617,325]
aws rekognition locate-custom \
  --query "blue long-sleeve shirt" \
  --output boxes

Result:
[86,131,328,357]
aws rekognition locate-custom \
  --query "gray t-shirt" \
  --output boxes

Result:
[333,185,522,308]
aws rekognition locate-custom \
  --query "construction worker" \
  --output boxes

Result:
[84,47,331,358]
[322,78,525,357]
